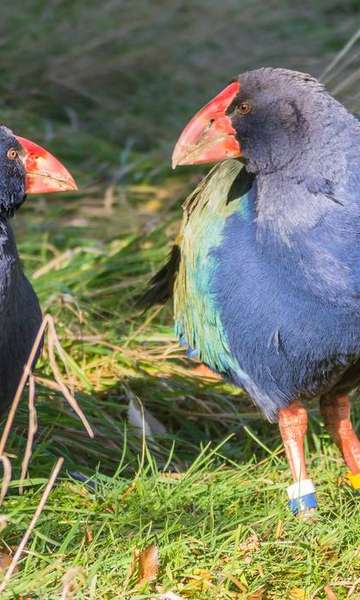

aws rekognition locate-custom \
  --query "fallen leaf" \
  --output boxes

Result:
[247,589,265,600]
[0,553,12,572]
[0,547,18,574]
[324,586,338,600]
[289,588,307,600]
[138,544,160,585]
[239,533,260,553]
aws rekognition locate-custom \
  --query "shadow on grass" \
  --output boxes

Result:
[6,365,356,484]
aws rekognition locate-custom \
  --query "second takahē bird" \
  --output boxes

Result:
[0,125,76,411]
[141,68,360,515]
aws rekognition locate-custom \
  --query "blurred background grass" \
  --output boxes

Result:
[2,1,360,597]
[2,0,360,164]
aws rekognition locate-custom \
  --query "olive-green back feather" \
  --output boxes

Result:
[139,159,252,375]
[174,159,249,373]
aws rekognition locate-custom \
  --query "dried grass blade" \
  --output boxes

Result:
[19,374,37,495]
[320,27,360,82]
[0,457,64,594]
[0,455,12,505]
[47,316,94,438]
[0,315,49,457]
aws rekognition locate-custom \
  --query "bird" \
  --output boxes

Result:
[140,67,360,515]
[0,125,76,411]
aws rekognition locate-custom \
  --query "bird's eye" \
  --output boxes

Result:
[237,102,252,115]
[7,148,18,160]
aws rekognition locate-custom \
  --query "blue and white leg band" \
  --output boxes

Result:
[287,479,317,514]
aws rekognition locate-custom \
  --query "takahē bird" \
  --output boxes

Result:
[141,68,360,515]
[0,126,76,410]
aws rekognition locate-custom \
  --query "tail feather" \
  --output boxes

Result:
[136,244,181,309]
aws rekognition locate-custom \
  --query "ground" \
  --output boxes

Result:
[1,1,360,598]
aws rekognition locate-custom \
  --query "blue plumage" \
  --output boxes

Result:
[211,168,360,420]
[142,68,360,421]
[140,67,360,509]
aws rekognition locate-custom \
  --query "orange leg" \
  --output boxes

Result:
[279,400,308,481]
[278,400,317,514]
[320,394,360,477]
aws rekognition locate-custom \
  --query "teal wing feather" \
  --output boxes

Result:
[137,163,222,310]
[174,159,252,374]
[139,159,252,376]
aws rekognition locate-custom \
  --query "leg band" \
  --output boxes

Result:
[287,479,317,514]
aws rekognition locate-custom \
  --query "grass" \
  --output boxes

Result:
[0,166,359,599]
[1,1,360,598]
[3,443,360,599]
[1,0,360,149]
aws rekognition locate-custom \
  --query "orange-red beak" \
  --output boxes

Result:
[15,136,77,194]
[172,81,241,168]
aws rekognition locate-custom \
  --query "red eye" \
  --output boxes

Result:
[7,148,18,160]
[237,102,252,115]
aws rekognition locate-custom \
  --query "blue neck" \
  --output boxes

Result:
[250,130,360,308]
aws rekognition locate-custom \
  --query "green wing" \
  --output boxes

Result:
[140,158,252,374]
[137,163,221,310]
[174,159,252,373]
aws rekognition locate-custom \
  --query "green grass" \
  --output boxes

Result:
[0,175,357,599]
[1,1,360,598]
[3,443,360,599]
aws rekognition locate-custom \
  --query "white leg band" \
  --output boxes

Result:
[287,479,315,500]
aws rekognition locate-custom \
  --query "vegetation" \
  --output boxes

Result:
[0,1,360,597]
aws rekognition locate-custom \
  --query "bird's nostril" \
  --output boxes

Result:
[205,119,215,132]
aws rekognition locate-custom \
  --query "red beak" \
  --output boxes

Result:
[172,81,241,168]
[15,136,78,194]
